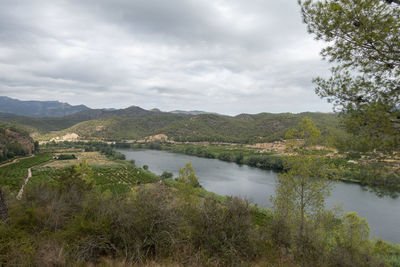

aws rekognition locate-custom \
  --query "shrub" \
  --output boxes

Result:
[160,171,173,179]
[57,154,77,160]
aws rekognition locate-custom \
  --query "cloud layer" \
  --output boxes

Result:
[0,0,332,115]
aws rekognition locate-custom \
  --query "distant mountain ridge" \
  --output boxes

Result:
[0,97,344,144]
[170,110,218,115]
[0,96,90,118]
[65,105,161,121]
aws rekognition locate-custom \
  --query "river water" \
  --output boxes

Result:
[117,149,400,244]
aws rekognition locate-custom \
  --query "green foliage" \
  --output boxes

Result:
[271,151,333,263]
[0,158,398,265]
[190,197,259,265]
[157,143,284,170]
[299,0,400,151]
[0,125,33,162]
[329,212,376,266]
[0,153,52,192]
[285,117,322,147]
[176,162,200,204]
[245,154,284,170]
[177,162,200,188]
[56,154,76,160]
[0,173,269,266]
[160,171,173,179]
[13,112,344,144]
[58,161,94,197]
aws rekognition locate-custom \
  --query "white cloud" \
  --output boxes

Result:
[0,0,333,115]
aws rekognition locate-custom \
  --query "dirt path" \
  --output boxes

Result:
[16,168,32,200]
[0,154,34,168]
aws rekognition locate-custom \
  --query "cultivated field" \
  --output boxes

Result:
[42,151,121,168]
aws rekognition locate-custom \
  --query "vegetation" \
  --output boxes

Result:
[137,142,286,171]
[56,154,77,160]
[0,153,52,193]
[299,0,400,151]
[0,125,34,162]
[0,1,398,264]
[0,158,399,266]
[1,111,344,144]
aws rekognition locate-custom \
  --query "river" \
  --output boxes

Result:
[117,149,400,244]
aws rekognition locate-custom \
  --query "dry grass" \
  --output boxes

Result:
[43,152,121,168]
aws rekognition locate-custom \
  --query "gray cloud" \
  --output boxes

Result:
[0,0,332,115]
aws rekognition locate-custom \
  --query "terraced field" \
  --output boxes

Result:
[42,151,121,168]
[92,165,160,194]
[0,153,52,192]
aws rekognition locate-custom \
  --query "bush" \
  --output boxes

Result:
[191,197,259,265]
[160,171,173,179]
[57,154,76,160]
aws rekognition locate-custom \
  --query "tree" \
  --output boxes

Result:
[176,162,200,203]
[285,117,322,148]
[177,162,200,188]
[331,212,375,265]
[272,155,331,261]
[299,0,400,151]
[272,118,332,262]
[59,161,94,197]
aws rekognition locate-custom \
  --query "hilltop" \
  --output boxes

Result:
[40,112,341,143]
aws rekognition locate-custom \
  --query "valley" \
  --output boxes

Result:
[0,98,399,266]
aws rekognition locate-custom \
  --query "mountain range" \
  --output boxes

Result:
[0,96,342,143]
[0,96,90,118]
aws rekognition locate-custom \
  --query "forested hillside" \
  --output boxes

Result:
[37,112,342,143]
[0,125,35,162]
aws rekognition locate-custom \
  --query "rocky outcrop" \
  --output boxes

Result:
[50,133,80,142]
[138,134,169,143]
[0,126,35,160]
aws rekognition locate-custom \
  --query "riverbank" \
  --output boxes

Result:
[2,144,399,265]
[125,142,400,197]
[40,141,400,196]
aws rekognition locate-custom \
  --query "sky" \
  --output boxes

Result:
[0,0,333,115]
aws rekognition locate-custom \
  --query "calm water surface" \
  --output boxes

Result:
[118,149,400,243]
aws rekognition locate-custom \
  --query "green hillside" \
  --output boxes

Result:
[39,112,343,143]
[160,112,341,143]
[41,113,189,141]
[0,124,35,162]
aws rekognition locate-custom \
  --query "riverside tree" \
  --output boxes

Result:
[272,118,332,262]
[299,0,400,151]
[176,162,200,203]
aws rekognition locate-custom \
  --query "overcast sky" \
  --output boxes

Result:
[0,0,333,115]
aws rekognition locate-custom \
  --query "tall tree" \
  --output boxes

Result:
[272,155,331,259]
[299,0,400,151]
[272,118,332,262]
